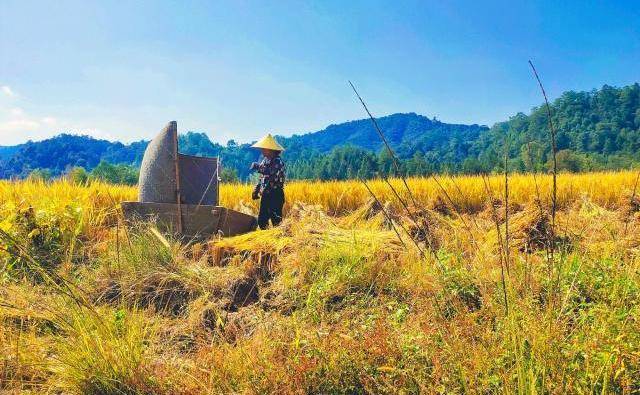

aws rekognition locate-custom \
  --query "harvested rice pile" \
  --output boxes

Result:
[506,206,552,252]
[210,202,405,267]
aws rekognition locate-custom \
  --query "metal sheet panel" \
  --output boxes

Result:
[178,154,219,205]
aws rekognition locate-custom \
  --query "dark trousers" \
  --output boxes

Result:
[258,188,285,229]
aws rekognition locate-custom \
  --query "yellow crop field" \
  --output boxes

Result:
[1,171,640,393]
[3,170,636,217]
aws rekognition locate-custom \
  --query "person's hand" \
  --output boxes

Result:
[250,162,259,170]
[252,190,260,200]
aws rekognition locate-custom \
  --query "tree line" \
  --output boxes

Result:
[5,82,640,184]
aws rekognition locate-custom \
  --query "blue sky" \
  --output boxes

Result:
[1,0,639,145]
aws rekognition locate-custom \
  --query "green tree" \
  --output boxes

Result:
[406,152,428,175]
[378,149,395,177]
[521,141,546,172]
[220,167,240,183]
[357,155,378,179]
[27,168,52,181]
[550,150,584,172]
[67,166,89,184]
[90,161,139,185]
[461,157,485,174]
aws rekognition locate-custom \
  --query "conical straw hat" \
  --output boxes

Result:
[251,134,285,151]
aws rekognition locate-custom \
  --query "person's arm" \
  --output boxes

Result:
[252,181,261,199]
[250,159,263,199]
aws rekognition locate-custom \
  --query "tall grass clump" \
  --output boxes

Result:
[0,228,167,394]
[49,305,163,394]
[92,226,212,316]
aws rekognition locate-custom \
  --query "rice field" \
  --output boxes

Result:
[1,171,639,393]
[2,170,638,216]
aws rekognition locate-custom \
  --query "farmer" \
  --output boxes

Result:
[250,134,286,229]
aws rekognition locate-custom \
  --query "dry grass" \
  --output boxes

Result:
[1,171,640,393]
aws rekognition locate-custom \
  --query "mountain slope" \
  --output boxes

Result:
[0,145,22,161]
[281,113,488,159]
[474,83,640,172]
[0,135,148,178]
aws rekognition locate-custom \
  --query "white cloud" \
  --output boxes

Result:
[0,118,40,132]
[1,86,16,98]
[9,107,24,116]
[0,102,58,143]
[41,116,57,126]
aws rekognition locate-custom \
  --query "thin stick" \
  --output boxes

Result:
[393,215,425,257]
[349,81,419,207]
[528,60,557,256]
[526,142,545,214]
[482,175,507,262]
[384,177,433,256]
[526,141,554,270]
[392,212,426,257]
[351,162,427,252]
[359,178,407,250]
[357,186,447,324]
[504,134,511,275]
[349,81,477,248]
[216,157,221,205]
[529,60,560,308]
[432,174,476,243]
[482,174,509,315]
[382,178,416,225]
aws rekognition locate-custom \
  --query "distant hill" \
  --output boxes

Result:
[476,83,640,172]
[0,145,23,161]
[1,83,639,180]
[0,135,148,179]
[281,113,488,160]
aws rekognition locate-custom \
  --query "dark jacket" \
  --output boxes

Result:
[253,156,286,195]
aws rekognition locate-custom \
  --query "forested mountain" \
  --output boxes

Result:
[1,83,639,182]
[474,83,640,173]
[0,135,148,179]
[0,145,22,161]
[281,113,487,158]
